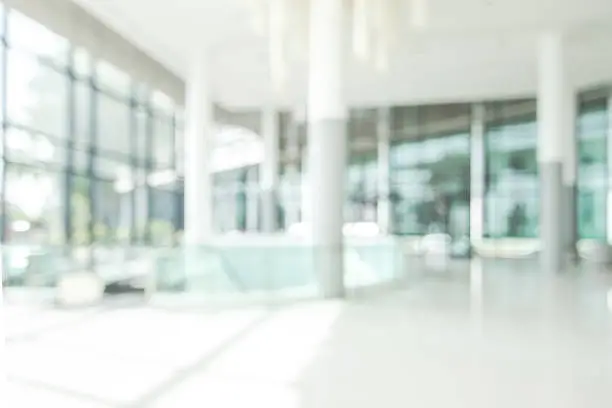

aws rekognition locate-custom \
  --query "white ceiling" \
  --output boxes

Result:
[73,0,612,109]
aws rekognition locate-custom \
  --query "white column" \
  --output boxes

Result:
[307,0,346,298]
[470,103,486,242]
[377,106,393,234]
[184,51,213,245]
[537,32,569,273]
[260,108,280,233]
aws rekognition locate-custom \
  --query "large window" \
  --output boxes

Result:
[577,94,608,240]
[346,108,378,224]
[390,104,471,237]
[4,164,65,245]
[7,10,69,66]
[97,93,131,154]
[2,4,611,252]
[279,164,301,229]
[92,178,122,243]
[70,174,91,245]
[213,166,260,233]
[346,156,378,223]
[484,101,539,238]
[6,49,68,139]
[0,7,183,249]
[391,135,470,236]
[152,115,174,169]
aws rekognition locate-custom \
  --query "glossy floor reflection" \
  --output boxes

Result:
[4,259,612,407]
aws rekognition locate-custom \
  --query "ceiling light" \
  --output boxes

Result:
[12,220,31,233]
[246,0,426,89]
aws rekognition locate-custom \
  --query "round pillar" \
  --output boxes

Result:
[537,32,571,273]
[184,51,213,245]
[307,0,347,297]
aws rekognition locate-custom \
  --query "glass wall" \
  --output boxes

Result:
[2,4,611,247]
[213,165,260,233]
[0,6,183,248]
[577,93,608,240]
[390,105,471,237]
[346,155,378,223]
[346,108,378,224]
[279,163,301,230]
[278,113,302,230]
[484,100,539,238]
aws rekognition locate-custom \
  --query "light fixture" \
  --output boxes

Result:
[147,170,177,187]
[246,0,426,89]
[12,220,31,233]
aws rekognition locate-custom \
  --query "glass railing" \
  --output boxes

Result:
[1,238,406,302]
[1,245,157,288]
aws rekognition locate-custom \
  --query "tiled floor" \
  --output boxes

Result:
[4,259,612,407]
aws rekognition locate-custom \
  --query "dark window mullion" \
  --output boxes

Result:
[171,113,180,244]
[482,102,499,238]
[64,47,76,247]
[145,105,153,244]
[129,87,138,246]
[0,10,8,244]
[88,69,98,251]
[415,106,423,235]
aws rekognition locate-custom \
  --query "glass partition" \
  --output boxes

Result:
[390,104,471,237]
[577,95,608,240]
[484,101,539,238]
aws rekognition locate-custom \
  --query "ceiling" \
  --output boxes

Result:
[72,0,612,109]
